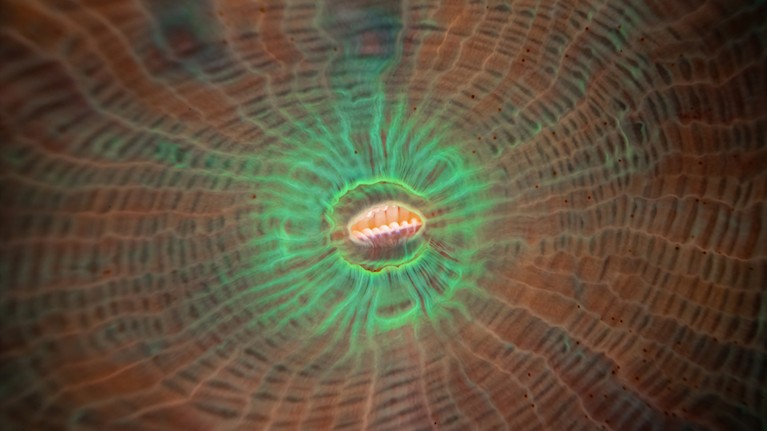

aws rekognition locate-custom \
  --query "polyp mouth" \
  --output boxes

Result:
[347,201,424,247]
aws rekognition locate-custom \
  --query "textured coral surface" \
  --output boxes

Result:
[1,0,766,430]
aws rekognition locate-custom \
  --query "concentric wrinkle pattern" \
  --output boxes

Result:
[0,0,766,430]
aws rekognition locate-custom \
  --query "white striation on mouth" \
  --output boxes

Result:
[348,201,424,247]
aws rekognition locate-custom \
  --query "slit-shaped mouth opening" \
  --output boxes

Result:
[347,201,424,247]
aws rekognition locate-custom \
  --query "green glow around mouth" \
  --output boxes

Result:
[236,97,492,338]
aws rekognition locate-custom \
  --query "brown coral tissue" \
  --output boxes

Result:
[1,0,766,430]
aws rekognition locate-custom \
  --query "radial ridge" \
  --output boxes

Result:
[0,0,766,430]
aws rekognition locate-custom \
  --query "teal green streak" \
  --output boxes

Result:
[154,140,192,168]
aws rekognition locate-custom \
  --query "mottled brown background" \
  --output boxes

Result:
[1,0,766,430]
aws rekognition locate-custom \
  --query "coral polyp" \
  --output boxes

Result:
[0,0,765,430]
